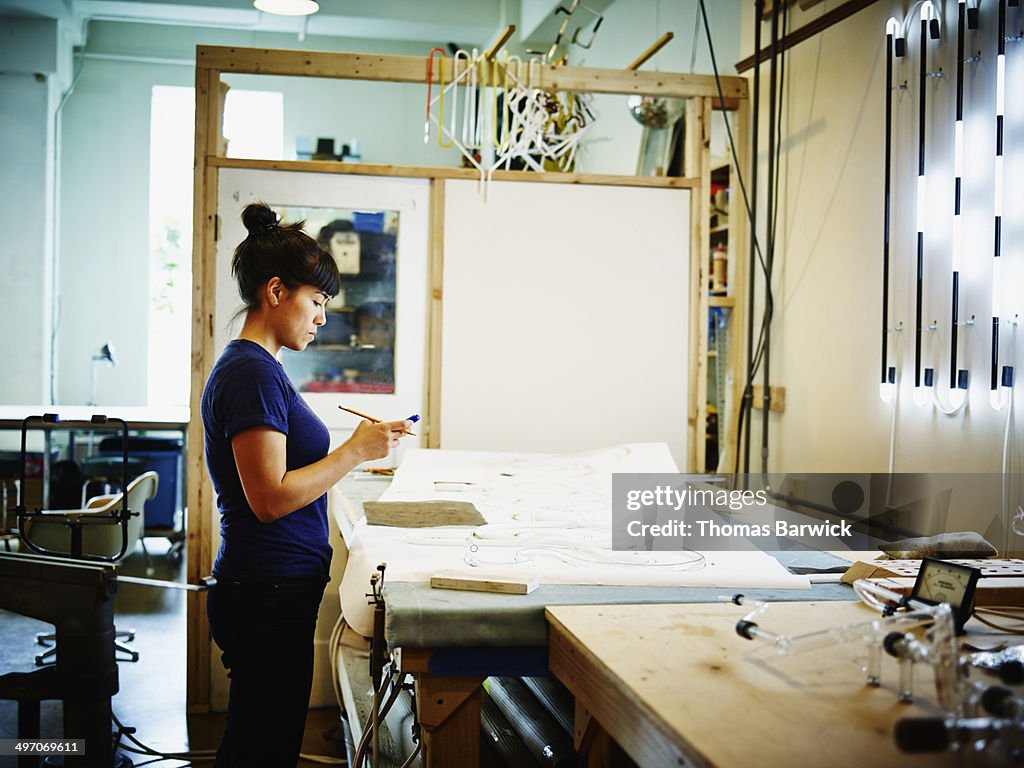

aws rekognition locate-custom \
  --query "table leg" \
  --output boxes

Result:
[575,701,639,768]
[414,672,483,767]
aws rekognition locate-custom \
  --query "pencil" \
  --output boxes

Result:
[338,405,416,436]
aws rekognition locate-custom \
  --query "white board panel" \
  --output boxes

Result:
[441,179,690,467]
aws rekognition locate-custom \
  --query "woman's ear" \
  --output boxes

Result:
[266,277,284,308]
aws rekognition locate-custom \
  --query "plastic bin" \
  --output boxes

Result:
[98,436,183,532]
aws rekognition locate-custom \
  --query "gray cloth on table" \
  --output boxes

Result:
[384,550,856,648]
[879,531,998,559]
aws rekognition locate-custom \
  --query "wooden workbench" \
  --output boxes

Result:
[546,601,969,768]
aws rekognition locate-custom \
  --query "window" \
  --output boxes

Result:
[147,86,283,406]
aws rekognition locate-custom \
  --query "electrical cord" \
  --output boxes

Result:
[697,0,768,276]
[113,706,346,766]
[755,0,787,477]
[697,0,776,477]
[328,612,347,713]
[399,742,423,768]
[128,757,192,768]
[350,667,409,768]
[928,320,970,415]
[111,713,217,762]
[973,606,1024,634]
[998,321,1018,551]
[699,0,785,475]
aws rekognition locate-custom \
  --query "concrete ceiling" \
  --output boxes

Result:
[0,0,614,50]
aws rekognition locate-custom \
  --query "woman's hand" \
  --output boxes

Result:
[344,419,413,463]
[232,418,412,523]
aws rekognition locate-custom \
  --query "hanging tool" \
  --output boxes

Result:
[485,24,516,61]
[571,4,604,49]
[627,32,675,70]
[425,48,445,144]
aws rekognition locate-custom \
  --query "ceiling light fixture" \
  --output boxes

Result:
[253,0,319,16]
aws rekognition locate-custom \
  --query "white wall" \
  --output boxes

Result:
[739,1,1024,478]
[0,17,62,405]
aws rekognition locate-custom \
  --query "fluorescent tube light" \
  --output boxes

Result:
[254,0,319,16]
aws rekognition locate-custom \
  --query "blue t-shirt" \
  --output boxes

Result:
[201,339,332,582]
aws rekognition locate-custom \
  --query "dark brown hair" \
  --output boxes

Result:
[231,202,341,313]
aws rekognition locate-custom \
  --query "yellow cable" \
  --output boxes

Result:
[438,52,453,148]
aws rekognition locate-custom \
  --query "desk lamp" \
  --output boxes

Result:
[89,342,117,406]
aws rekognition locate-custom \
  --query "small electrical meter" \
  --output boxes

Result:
[910,557,981,633]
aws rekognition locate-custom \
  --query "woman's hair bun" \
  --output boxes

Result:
[241,202,278,235]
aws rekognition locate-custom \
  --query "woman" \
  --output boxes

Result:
[201,202,411,767]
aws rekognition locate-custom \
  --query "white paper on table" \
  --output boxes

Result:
[338,445,810,636]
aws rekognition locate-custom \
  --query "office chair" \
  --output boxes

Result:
[22,471,158,665]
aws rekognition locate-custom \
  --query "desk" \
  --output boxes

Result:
[546,601,967,768]
[0,405,188,511]
[0,405,189,432]
[383,575,855,767]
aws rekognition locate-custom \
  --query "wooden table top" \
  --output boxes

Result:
[546,600,970,768]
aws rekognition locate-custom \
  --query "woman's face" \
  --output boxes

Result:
[276,283,328,351]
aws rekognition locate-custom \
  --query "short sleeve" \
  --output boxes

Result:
[217,358,292,439]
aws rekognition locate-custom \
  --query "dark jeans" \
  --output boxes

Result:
[207,578,328,768]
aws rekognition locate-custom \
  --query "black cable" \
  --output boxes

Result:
[761,0,779,475]
[698,0,787,476]
[697,0,771,475]
[741,0,762,474]
[737,0,787,475]
[697,0,768,276]
[770,3,788,276]
[730,0,788,476]
[761,0,788,474]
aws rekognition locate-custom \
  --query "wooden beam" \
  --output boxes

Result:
[541,62,746,99]
[415,674,483,768]
[736,0,880,73]
[712,96,742,112]
[196,45,747,100]
[186,65,222,713]
[751,385,786,412]
[685,97,709,473]
[205,156,699,189]
[426,179,445,449]
[725,97,750,474]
